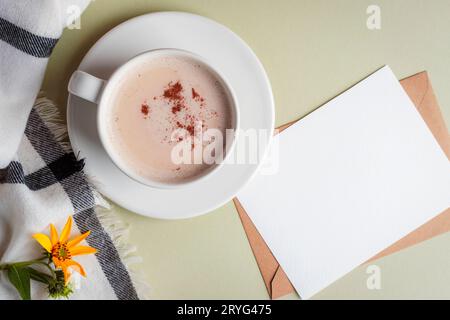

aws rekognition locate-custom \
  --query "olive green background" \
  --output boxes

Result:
[42,0,450,299]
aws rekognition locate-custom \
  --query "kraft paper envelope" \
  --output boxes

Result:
[234,71,450,299]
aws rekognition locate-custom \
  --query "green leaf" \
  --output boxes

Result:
[26,267,52,284]
[7,265,31,300]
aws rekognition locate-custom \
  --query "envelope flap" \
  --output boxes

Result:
[400,71,450,158]
[234,199,280,297]
[271,266,296,299]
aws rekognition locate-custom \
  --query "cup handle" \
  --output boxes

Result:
[68,70,106,104]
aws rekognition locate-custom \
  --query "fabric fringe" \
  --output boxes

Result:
[33,95,72,152]
[32,93,150,299]
[95,208,151,299]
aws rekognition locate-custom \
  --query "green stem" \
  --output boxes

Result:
[0,256,49,271]
[35,261,56,278]
[0,263,10,271]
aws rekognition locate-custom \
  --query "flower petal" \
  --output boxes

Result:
[52,257,62,268]
[67,230,90,249]
[65,260,86,277]
[61,266,70,284]
[50,224,58,246]
[70,245,97,256]
[59,216,72,243]
[32,233,52,252]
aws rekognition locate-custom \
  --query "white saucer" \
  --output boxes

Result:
[67,12,275,219]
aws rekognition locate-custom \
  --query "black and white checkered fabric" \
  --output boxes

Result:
[0,1,143,299]
[0,104,140,300]
[0,0,89,167]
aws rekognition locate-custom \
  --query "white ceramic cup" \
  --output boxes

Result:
[68,48,239,189]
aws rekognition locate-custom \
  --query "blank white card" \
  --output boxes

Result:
[238,66,450,299]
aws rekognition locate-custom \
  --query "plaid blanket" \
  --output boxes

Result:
[0,0,147,299]
[0,97,145,299]
[0,0,91,167]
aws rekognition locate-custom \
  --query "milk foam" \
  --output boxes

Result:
[106,55,233,184]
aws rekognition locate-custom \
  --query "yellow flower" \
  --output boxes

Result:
[32,216,96,283]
